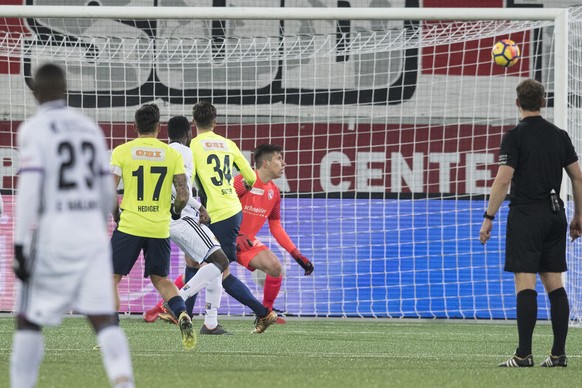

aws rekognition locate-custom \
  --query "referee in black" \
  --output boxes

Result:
[480,79,582,368]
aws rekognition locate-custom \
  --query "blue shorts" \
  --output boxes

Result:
[111,229,171,277]
[209,211,242,262]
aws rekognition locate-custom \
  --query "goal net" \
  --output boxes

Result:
[0,2,580,321]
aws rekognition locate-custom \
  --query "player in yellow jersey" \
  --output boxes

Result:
[186,101,277,333]
[110,104,195,349]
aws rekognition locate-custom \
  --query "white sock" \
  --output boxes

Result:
[97,326,134,388]
[179,264,221,300]
[10,330,44,388]
[204,275,223,329]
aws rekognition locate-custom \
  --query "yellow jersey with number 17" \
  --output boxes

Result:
[111,137,185,238]
[190,131,255,223]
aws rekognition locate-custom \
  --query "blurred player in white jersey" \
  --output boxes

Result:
[145,115,231,335]
[10,63,134,388]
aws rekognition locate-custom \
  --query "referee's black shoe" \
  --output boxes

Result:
[498,350,534,367]
[540,354,567,367]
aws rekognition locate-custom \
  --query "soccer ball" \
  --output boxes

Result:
[491,39,520,68]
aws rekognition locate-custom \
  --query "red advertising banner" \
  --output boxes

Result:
[1,121,506,194]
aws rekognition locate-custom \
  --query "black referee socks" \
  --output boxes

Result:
[516,288,538,358]
[548,287,569,356]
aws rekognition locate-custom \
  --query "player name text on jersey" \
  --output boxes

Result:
[137,205,159,212]
[57,199,99,211]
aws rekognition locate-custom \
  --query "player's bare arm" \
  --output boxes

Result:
[566,161,582,241]
[112,174,122,224]
[480,165,514,244]
[198,206,211,224]
[173,173,189,213]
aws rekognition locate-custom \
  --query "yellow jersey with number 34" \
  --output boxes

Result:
[190,131,255,223]
[111,137,185,238]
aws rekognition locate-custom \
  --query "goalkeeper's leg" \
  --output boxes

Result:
[263,274,283,310]
[246,248,283,310]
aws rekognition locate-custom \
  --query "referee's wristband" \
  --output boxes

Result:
[483,212,495,221]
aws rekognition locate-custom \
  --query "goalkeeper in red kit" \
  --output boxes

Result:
[234,144,314,322]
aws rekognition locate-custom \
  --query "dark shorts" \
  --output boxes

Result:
[111,229,171,278]
[505,202,568,273]
[209,211,242,262]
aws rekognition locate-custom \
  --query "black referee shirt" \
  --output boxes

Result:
[498,116,578,206]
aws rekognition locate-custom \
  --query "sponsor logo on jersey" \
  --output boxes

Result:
[202,140,227,151]
[250,187,264,195]
[132,148,165,161]
[268,189,274,200]
[244,204,267,215]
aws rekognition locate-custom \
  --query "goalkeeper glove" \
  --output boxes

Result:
[291,248,314,275]
[13,244,30,282]
[236,233,254,252]
[170,204,182,220]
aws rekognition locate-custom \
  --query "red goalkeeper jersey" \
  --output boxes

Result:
[234,172,296,253]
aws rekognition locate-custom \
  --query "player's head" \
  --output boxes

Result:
[32,63,67,104]
[135,103,160,135]
[516,79,545,112]
[167,115,192,146]
[254,144,285,178]
[192,101,216,130]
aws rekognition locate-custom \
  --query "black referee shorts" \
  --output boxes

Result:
[505,202,568,273]
[111,229,171,278]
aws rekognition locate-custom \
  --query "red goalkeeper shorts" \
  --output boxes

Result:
[237,238,268,271]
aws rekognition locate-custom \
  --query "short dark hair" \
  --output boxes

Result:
[253,144,283,167]
[135,104,160,134]
[192,101,216,128]
[516,79,545,112]
[33,63,67,101]
[167,115,191,140]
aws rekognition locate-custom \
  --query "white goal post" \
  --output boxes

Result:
[1,4,581,322]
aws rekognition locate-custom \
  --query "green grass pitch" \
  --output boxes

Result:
[0,316,580,387]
